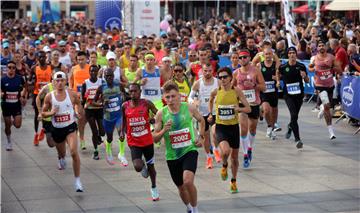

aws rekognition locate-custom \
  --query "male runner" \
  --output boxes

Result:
[209,67,250,193]
[81,65,105,160]
[153,81,205,213]
[259,47,279,139]
[94,68,128,166]
[308,40,342,140]
[69,51,90,150]
[277,47,309,148]
[42,71,84,192]
[189,63,220,169]
[233,49,266,168]
[121,83,159,201]
[1,61,27,151]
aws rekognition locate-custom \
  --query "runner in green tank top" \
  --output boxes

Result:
[153,81,205,213]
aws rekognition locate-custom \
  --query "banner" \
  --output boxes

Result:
[282,0,299,47]
[340,75,360,120]
[95,0,122,31]
[133,0,160,37]
[31,0,60,23]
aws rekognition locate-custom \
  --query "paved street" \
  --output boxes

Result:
[1,100,359,213]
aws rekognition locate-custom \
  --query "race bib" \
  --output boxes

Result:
[243,89,256,103]
[5,91,18,103]
[38,82,48,89]
[218,105,235,120]
[77,85,82,93]
[106,97,120,112]
[130,117,149,137]
[319,70,332,80]
[180,93,187,102]
[264,81,275,93]
[169,128,192,149]
[144,89,159,96]
[87,88,97,100]
[286,82,301,95]
[54,114,70,123]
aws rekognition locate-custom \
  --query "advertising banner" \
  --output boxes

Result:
[95,0,122,31]
[31,0,60,23]
[133,0,160,37]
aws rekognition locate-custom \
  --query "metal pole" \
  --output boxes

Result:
[164,0,169,17]
[204,1,206,21]
[65,0,70,18]
[217,0,220,18]
[314,0,321,26]
[250,0,254,22]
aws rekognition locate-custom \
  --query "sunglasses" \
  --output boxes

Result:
[174,69,183,73]
[239,56,248,59]
[218,75,229,80]
[189,55,196,57]
[7,66,16,69]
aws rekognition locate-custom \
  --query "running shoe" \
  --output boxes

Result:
[296,140,303,149]
[311,107,320,112]
[75,180,84,192]
[266,127,272,138]
[118,154,129,167]
[270,129,277,140]
[243,156,250,169]
[273,123,282,132]
[93,151,99,160]
[141,165,149,178]
[38,128,45,141]
[6,141,12,151]
[33,133,39,146]
[206,157,213,169]
[285,124,292,139]
[58,158,66,170]
[318,104,324,119]
[330,133,336,140]
[213,149,221,163]
[151,187,160,201]
[106,154,115,165]
[247,149,252,161]
[220,166,228,181]
[80,140,86,150]
[230,181,238,194]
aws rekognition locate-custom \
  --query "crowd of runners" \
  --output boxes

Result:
[1,15,359,212]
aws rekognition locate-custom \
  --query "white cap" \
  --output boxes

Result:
[162,56,171,62]
[107,35,113,39]
[49,33,55,39]
[106,51,116,60]
[53,71,67,80]
[43,46,51,52]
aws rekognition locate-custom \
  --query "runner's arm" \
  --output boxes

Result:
[255,67,266,92]
[231,70,238,87]
[188,80,199,104]
[81,83,86,106]
[36,85,48,112]
[133,68,143,85]
[71,89,84,118]
[41,93,55,118]
[188,103,205,138]
[152,110,169,143]
[208,88,218,118]
[235,87,251,113]
[147,100,158,116]
[68,67,74,89]
[121,103,127,136]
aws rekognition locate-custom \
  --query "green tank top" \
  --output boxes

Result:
[162,103,197,160]
[43,83,54,122]
[124,68,138,83]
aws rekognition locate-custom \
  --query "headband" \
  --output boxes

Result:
[238,51,250,56]
[145,54,155,60]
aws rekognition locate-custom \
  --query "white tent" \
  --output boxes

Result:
[325,0,360,11]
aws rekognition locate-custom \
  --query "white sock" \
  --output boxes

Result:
[75,176,81,184]
[248,133,256,148]
[192,206,199,213]
[186,203,192,211]
[6,135,11,143]
[240,136,248,155]
[327,125,334,134]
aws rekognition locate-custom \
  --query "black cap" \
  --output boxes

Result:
[101,43,109,50]
[287,46,297,54]
[164,41,173,48]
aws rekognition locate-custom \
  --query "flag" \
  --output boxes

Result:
[282,0,299,47]
[41,0,54,23]
[95,0,122,31]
